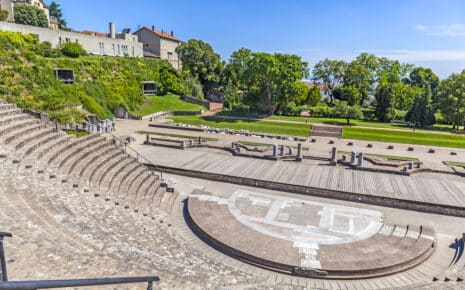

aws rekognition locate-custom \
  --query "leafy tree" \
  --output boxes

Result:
[407,67,439,91]
[182,76,204,99]
[375,78,419,122]
[333,85,361,106]
[406,85,435,127]
[48,1,68,30]
[176,39,223,95]
[224,48,252,92]
[223,80,242,109]
[61,42,87,58]
[243,52,308,114]
[14,4,48,27]
[49,1,68,29]
[0,9,8,21]
[438,71,465,129]
[312,58,346,102]
[334,101,363,125]
[307,84,322,106]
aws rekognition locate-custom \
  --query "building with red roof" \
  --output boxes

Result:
[133,26,182,70]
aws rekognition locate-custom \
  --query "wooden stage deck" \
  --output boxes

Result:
[134,145,465,209]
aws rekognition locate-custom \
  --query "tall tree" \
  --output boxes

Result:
[176,39,223,95]
[49,1,68,29]
[406,85,435,127]
[312,58,346,102]
[438,71,465,129]
[14,4,48,27]
[224,48,252,92]
[243,52,308,114]
[307,84,322,106]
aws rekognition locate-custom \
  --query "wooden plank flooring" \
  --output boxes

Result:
[135,145,465,209]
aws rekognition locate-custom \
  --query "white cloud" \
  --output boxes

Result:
[414,24,465,37]
[376,49,465,62]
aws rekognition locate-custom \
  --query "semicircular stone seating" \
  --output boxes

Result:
[186,190,437,279]
[0,101,258,287]
[0,102,177,216]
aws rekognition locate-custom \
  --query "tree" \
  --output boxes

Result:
[49,1,68,29]
[176,39,223,95]
[334,101,363,125]
[406,85,435,127]
[14,4,48,28]
[332,85,361,106]
[0,9,8,21]
[224,48,252,92]
[243,52,308,114]
[307,84,322,106]
[312,58,346,102]
[375,78,419,122]
[438,71,465,129]
[61,42,87,58]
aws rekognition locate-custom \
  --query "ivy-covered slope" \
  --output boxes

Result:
[0,31,187,123]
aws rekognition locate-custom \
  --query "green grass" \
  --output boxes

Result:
[343,127,465,148]
[167,115,312,137]
[63,130,89,137]
[445,161,465,167]
[267,115,455,132]
[338,150,418,161]
[132,93,206,116]
[136,131,218,141]
[215,110,263,118]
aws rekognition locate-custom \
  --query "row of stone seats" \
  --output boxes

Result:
[0,148,255,287]
[0,103,176,213]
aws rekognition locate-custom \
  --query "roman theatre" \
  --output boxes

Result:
[1,101,465,289]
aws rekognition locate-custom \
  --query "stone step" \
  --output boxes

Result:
[3,123,45,144]
[58,138,108,170]
[36,134,73,160]
[0,113,32,127]
[0,118,40,137]
[46,133,99,165]
[67,142,113,175]
[14,127,55,151]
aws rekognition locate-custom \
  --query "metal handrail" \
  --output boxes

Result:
[0,276,159,290]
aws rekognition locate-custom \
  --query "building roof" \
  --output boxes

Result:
[135,26,181,42]
[143,50,160,58]
[81,30,107,38]
[304,81,329,91]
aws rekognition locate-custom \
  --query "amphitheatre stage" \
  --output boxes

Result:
[1,102,465,289]
[186,189,435,278]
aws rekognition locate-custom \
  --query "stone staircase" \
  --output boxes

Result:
[310,124,343,138]
[0,102,258,288]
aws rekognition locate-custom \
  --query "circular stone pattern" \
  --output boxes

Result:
[186,190,436,279]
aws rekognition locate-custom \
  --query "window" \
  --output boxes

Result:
[55,69,74,85]
[65,38,71,43]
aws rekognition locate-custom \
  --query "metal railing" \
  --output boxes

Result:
[0,232,159,290]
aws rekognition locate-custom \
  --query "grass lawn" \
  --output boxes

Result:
[343,127,465,148]
[136,131,218,141]
[132,93,205,116]
[168,115,312,137]
[445,161,465,167]
[216,110,263,118]
[338,150,418,161]
[269,115,457,132]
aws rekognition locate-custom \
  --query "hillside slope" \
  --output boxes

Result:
[0,31,187,123]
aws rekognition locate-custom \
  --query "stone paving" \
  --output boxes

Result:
[1,104,465,289]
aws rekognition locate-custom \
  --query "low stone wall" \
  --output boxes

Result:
[147,164,465,217]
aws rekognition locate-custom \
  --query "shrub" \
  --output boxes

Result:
[0,9,8,21]
[61,42,87,58]
[183,77,204,99]
[14,4,48,27]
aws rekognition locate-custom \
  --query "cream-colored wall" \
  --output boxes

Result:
[160,38,181,70]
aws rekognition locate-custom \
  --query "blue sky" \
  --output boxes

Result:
[56,0,465,78]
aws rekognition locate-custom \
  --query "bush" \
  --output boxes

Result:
[0,9,8,21]
[61,42,87,58]
[14,4,48,27]
[183,77,204,99]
